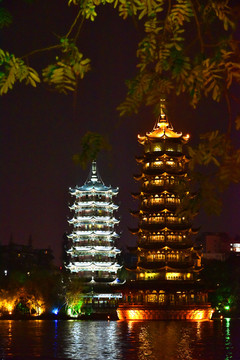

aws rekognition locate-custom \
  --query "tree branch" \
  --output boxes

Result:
[224,91,232,135]
[65,8,83,38]
[189,0,204,53]
[22,44,61,60]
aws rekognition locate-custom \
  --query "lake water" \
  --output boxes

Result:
[0,319,239,360]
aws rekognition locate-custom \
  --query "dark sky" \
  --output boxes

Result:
[1,0,240,265]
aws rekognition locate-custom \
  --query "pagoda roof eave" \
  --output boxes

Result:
[71,185,119,193]
[137,264,195,271]
[133,174,143,181]
[138,131,189,143]
[120,280,207,292]
[137,243,194,251]
[131,192,140,199]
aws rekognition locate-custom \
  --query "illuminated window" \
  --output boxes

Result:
[150,235,165,241]
[153,161,163,168]
[166,196,175,203]
[150,216,164,223]
[156,252,165,260]
[154,145,162,152]
[159,292,165,303]
[147,294,158,303]
[166,160,175,166]
[153,179,164,185]
[145,272,159,280]
[167,252,179,261]
[166,272,183,280]
[147,254,154,261]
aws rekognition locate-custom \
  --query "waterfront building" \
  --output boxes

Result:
[66,160,122,316]
[231,235,240,255]
[117,103,213,320]
[196,232,231,261]
[0,238,54,277]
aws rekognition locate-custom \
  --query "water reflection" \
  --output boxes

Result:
[60,320,121,360]
[224,318,233,360]
[0,319,239,359]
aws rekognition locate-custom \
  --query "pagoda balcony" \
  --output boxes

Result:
[140,203,178,212]
[75,199,112,206]
[143,151,183,161]
[141,182,180,192]
[138,260,195,270]
[141,197,181,205]
[75,211,113,217]
[73,241,114,247]
[140,221,191,231]
[70,202,118,211]
[142,166,188,176]
[67,262,120,271]
[73,230,119,237]
[137,241,194,250]
[73,246,119,254]
[71,258,118,264]
[74,226,115,233]
[71,218,119,226]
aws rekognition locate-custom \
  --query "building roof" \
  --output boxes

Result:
[70,160,118,193]
[138,101,190,144]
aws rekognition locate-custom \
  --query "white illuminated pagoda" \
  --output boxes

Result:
[66,160,121,282]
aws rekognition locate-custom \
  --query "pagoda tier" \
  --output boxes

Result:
[66,160,121,280]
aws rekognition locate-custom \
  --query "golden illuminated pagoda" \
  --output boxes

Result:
[117,101,213,320]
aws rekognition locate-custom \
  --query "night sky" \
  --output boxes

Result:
[1,1,240,265]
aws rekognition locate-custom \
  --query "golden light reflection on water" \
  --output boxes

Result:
[0,319,238,359]
[6,320,13,357]
[138,326,155,360]
[126,320,214,360]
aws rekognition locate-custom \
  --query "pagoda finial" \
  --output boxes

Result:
[153,98,170,131]
[85,159,104,185]
[91,160,98,182]
[159,98,167,122]
[89,160,99,182]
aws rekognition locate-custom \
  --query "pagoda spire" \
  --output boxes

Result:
[85,160,103,185]
[153,98,171,130]
[159,98,167,122]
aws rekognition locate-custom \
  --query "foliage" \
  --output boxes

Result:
[177,130,240,217]
[201,256,240,316]
[64,277,85,315]
[0,49,40,95]
[0,268,63,315]
[0,0,239,109]
[42,39,90,94]
[73,131,111,168]
[0,6,12,28]
[117,0,240,115]
[0,0,240,215]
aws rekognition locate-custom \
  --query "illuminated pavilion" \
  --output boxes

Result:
[117,103,213,320]
[66,160,122,316]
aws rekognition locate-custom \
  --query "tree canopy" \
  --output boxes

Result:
[1,0,240,216]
